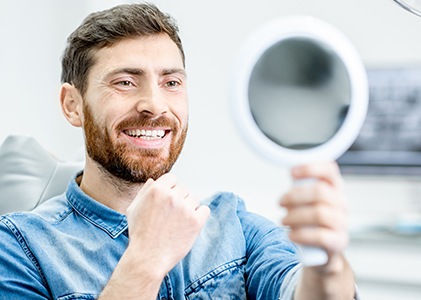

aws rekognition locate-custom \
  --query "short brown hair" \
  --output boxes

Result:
[61,3,185,95]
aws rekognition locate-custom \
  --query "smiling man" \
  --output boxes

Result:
[61,33,191,210]
[0,3,358,299]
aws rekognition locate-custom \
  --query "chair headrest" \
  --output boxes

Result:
[0,135,84,214]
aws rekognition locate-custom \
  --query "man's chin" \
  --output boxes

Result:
[122,157,173,180]
[127,165,172,182]
[123,147,169,159]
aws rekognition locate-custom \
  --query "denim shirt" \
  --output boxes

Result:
[0,175,303,299]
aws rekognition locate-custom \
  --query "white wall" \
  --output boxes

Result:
[1,0,421,220]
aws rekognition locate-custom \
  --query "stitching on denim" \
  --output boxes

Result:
[48,206,74,225]
[57,292,98,300]
[184,257,246,294]
[163,274,173,299]
[0,217,48,287]
[67,192,127,239]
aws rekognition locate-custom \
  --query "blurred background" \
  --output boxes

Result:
[1,0,421,298]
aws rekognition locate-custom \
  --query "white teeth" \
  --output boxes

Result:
[125,129,165,139]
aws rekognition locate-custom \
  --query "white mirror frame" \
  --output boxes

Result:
[232,16,369,167]
[393,0,421,17]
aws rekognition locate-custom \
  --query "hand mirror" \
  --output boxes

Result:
[231,16,369,266]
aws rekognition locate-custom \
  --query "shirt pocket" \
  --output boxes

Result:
[57,293,99,300]
[185,258,247,300]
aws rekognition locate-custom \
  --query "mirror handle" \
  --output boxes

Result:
[299,245,328,267]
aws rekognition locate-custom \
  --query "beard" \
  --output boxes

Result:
[83,102,187,183]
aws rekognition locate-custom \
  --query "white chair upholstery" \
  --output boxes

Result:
[0,135,84,215]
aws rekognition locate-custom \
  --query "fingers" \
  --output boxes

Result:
[156,174,201,210]
[280,162,349,255]
[280,180,341,207]
[154,173,178,189]
[138,173,208,221]
[195,205,211,226]
[291,161,343,189]
[282,204,346,230]
[126,173,210,275]
[145,173,189,203]
[287,227,349,254]
[281,187,348,254]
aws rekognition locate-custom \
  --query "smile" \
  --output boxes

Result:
[124,129,167,140]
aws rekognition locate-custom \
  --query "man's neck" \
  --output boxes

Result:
[79,158,143,214]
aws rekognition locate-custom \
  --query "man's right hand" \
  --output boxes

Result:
[99,173,210,299]
[126,173,210,273]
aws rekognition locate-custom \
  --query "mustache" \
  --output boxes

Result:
[116,115,176,131]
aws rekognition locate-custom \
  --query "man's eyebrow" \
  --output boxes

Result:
[106,68,144,77]
[162,68,187,77]
[105,67,186,78]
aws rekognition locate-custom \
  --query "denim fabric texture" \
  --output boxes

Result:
[0,174,301,299]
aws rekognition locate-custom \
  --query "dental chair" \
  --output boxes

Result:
[0,135,84,215]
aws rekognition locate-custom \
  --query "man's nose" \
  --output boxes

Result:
[136,85,168,116]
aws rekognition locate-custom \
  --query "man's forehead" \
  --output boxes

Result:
[90,34,185,77]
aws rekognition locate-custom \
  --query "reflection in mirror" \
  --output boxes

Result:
[248,37,351,150]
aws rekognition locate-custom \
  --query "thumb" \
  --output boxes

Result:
[195,205,210,227]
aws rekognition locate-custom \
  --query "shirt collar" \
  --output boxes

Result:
[66,172,128,239]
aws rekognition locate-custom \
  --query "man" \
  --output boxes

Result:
[0,3,357,299]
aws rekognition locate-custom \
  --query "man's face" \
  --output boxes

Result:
[81,34,188,183]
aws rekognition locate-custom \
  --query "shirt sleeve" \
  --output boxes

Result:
[279,263,301,299]
[234,196,361,300]
[0,216,50,299]
[278,264,361,300]
[235,196,300,300]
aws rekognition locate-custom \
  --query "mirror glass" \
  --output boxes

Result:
[248,37,351,150]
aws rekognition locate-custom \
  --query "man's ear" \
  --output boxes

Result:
[60,83,83,127]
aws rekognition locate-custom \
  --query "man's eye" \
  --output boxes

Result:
[117,80,134,86]
[166,81,179,87]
